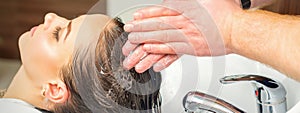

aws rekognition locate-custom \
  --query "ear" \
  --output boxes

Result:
[44,80,69,104]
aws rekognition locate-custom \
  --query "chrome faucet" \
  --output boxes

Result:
[183,74,287,113]
[183,91,245,113]
[220,74,287,113]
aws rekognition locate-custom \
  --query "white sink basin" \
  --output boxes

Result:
[160,55,300,113]
[287,101,300,113]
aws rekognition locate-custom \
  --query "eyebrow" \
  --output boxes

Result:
[64,20,72,41]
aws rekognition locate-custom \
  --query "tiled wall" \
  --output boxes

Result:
[0,0,104,59]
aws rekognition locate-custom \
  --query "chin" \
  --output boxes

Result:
[18,32,30,62]
[18,32,30,50]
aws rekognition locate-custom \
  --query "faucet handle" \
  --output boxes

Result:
[220,74,287,113]
[220,74,279,88]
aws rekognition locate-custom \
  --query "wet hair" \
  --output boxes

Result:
[52,17,162,113]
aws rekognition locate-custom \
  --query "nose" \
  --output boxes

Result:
[43,13,57,30]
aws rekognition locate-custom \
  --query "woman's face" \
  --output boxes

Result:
[19,13,110,82]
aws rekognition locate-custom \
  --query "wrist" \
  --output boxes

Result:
[223,9,246,55]
[227,9,247,54]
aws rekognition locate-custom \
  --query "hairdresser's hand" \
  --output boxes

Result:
[122,44,179,73]
[123,0,243,72]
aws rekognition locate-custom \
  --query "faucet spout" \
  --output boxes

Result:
[183,91,245,113]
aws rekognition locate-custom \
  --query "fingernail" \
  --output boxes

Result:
[133,12,142,20]
[153,63,164,72]
[124,24,133,32]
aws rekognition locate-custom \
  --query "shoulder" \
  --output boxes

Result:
[0,98,42,113]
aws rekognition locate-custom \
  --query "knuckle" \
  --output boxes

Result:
[180,43,191,53]
[161,16,172,23]
[142,58,152,65]
[158,21,166,30]
[148,45,154,52]
[162,31,171,42]
[132,47,142,56]
[160,6,171,14]
[164,55,175,66]
[155,54,165,60]
[166,16,177,25]
[135,23,143,31]
[156,45,164,53]
[161,45,172,54]
[160,58,168,66]
[162,8,170,15]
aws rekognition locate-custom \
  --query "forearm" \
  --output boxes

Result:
[231,10,300,81]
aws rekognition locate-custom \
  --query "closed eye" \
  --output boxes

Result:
[53,27,62,41]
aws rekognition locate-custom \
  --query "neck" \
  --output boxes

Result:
[3,65,46,109]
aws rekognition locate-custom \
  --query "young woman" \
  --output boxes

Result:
[0,13,161,113]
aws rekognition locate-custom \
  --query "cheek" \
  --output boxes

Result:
[19,33,61,78]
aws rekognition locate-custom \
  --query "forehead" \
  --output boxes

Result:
[74,14,111,30]
[73,14,111,35]
[70,14,111,46]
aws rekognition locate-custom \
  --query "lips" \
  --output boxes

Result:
[30,26,38,37]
